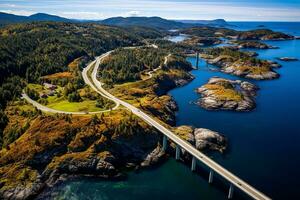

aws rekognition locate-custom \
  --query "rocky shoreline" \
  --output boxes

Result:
[201,50,281,80]
[182,36,222,46]
[196,77,259,111]
[230,40,278,49]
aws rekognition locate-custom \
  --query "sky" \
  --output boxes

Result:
[0,0,300,21]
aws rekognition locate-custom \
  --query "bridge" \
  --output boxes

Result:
[83,48,271,200]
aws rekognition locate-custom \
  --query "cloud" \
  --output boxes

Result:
[125,10,140,17]
[0,4,17,8]
[0,9,34,16]
[60,11,104,20]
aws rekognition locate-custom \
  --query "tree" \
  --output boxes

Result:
[68,91,82,102]
[0,110,9,146]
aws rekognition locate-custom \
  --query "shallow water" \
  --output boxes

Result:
[50,23,300,200]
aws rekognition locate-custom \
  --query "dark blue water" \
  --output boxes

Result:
[51,23,300,200]
[229,22,300,36]
[171,39,300,200]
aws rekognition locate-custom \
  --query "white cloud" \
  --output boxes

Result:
[60,11,104,20]
[0,9,34,16]
[125,10,140,17]
[0,4,17,8]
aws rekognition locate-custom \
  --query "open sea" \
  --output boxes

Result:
[47,22,300,200]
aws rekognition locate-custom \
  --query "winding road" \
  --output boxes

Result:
[22,59,119,115]
[145,53,171,80]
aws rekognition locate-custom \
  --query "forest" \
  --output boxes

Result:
[0,22,164,144]
[98,47,167,84]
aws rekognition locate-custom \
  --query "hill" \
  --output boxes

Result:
[0,12,227,30]
[0,12,72,25]
[177,19,228,26]
[27,13,72,22]
[100,16,194,30]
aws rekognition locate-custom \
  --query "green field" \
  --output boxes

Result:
[26,83,113,113]
[47,100,105,112]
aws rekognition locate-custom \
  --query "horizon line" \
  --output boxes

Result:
[1,11,300,23]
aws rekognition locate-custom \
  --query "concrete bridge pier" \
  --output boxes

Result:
[209,169,214,184]
[175,145,181,160]
[228,184,234,199]
[162,135,168,151]
[191,157,196,171]
[196,52,199,69]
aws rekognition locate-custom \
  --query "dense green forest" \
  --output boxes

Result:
[204,46,270,67]
[204,47,250,59]
[0,22,165,101]
[180,27,293,40]
[98,47,167,84]
[0,22,150,84]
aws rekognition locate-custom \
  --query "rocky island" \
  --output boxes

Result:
[230,40,278,49]
[277,57,299,61]
[196,77,259,111]
[181,36,222,46]
[201,47,281,80]
[173,126,227,153]
[179,26,294,41]
[236,29,294,40]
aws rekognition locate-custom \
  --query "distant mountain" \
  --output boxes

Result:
[0,12,28,24]
[0,12,73,25]
[100,17,194,30]
[28,13,71,22]
[177,19,228,26]
[0,12,227,30]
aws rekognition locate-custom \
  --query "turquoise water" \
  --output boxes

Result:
[50,23,300,200]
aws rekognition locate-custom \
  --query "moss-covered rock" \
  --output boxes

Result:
[196,77,259,111]
[173,126,227,153]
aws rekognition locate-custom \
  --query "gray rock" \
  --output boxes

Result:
[1,181,44,200]
[277,57,298,61]
[194,128,227,153]
[196,77,258,112]
[140,145,166,167]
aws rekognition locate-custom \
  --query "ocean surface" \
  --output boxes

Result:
[48,22,300,200]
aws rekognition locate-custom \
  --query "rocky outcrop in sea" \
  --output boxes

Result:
[173,125,227,153]
[196,77,259,111]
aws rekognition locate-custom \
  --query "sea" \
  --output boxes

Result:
[44,22,300,200]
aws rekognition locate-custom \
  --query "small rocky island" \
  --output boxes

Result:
[230,40,278,49]
[277,57,299,61]
[182,36,222,46]
[201,47,281,80]
[174,125,227,153]
[196,77,259,111]
[236,29,294,40]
